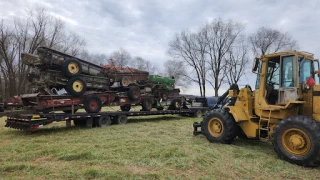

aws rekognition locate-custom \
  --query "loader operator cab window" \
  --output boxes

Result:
[299,57,314,84]
[265,57,280,105]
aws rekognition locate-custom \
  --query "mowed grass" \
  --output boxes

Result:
[1,112,320,180]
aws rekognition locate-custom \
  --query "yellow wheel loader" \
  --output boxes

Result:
[193,51,320,167]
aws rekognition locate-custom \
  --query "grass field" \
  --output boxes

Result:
[1,113,320,180]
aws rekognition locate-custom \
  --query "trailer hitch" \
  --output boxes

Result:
[193,122,202,136]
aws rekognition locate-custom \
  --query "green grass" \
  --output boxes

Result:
[1,113,320,180]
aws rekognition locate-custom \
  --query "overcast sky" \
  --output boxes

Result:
[1,0,320,95]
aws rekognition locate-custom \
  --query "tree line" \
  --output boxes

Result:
[0,8,298,101]
[168,18,298,97]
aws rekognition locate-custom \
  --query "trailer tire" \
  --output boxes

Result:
[94,116,112,127]
[66,76,87,96]
[74,119,86,127]
[62,58,82,78]
[128,86,141,101]
[84,95,102,113]
[142,98,152,111]
[120,104,131,111]
[116,115,128,124]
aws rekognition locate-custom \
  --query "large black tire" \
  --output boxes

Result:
[65,76,87,96]
[84,95,102,113]
[142,98,152,111]
[62,58,82,78]
[128,86,141,101]
[94,116,112,127]
[194,110,203,118]
[74,119,86,127]
[201,110,237,144]
[120,104,131,111]
[171,99,181,110]
[272,116,320,167]
[116,115,128,124]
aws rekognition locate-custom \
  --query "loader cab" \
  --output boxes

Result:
[253,51,317,106]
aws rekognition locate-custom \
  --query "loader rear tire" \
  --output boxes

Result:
[272,116,320,167]
[128,86,141,101]
[202,110,236,144]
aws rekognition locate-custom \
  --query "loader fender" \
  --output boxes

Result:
[225,106,249,122]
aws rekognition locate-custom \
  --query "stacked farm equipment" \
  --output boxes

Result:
[9,47,182,113]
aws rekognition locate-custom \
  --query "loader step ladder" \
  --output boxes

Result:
[259,108,276,140]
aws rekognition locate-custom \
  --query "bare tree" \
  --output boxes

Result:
[0,7,86,99]
[79,50,108,64]
[225,35,249,86]
[163,59,189,88]
[110,48,131,68]
[204,18,244,96]
[168,30,207,96]
[131,56,156,74]
[249,26,298,56]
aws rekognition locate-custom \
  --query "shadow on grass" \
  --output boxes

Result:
[127,115,186,124]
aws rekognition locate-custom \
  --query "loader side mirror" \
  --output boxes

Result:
[252,58,260,73]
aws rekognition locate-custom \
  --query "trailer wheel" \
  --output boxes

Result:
[120,76,130,87]
[66,76,87,96]
[161,92,168,101]
[194,110,202,118]
[120,104,131,111]
[62,58,82,77]
[128,86,141,101]
[74,119,86,127]
[94,116,112,127]
[84,95,102,113]
[272,116,320,167]
[116,115,128,124]
[171,99,181,110]
[142,98,152,111]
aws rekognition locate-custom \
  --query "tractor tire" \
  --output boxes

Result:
[65,76,87,96]
[94,116,112,127]
[116,115,128,124]
[171,99,181,110]
[84,95,102,113]
[63,109,78,114]
[120,76,130,87]
[272,116,320,167]
[120,104,131,111]
[194,110,203,118]
[161,92,168,101]
[62,58,82,78]
[128,86,141,101]
[201,110,237,144]
[142,98,152,111]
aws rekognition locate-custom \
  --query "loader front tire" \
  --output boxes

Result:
[202,110,236,144]
[272,116,320,167]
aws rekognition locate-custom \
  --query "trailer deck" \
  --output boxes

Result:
[4,107,208,131]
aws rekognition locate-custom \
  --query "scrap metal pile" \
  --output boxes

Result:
[9,47,181,113]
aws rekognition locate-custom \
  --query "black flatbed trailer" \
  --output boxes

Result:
[4,107,208,131]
